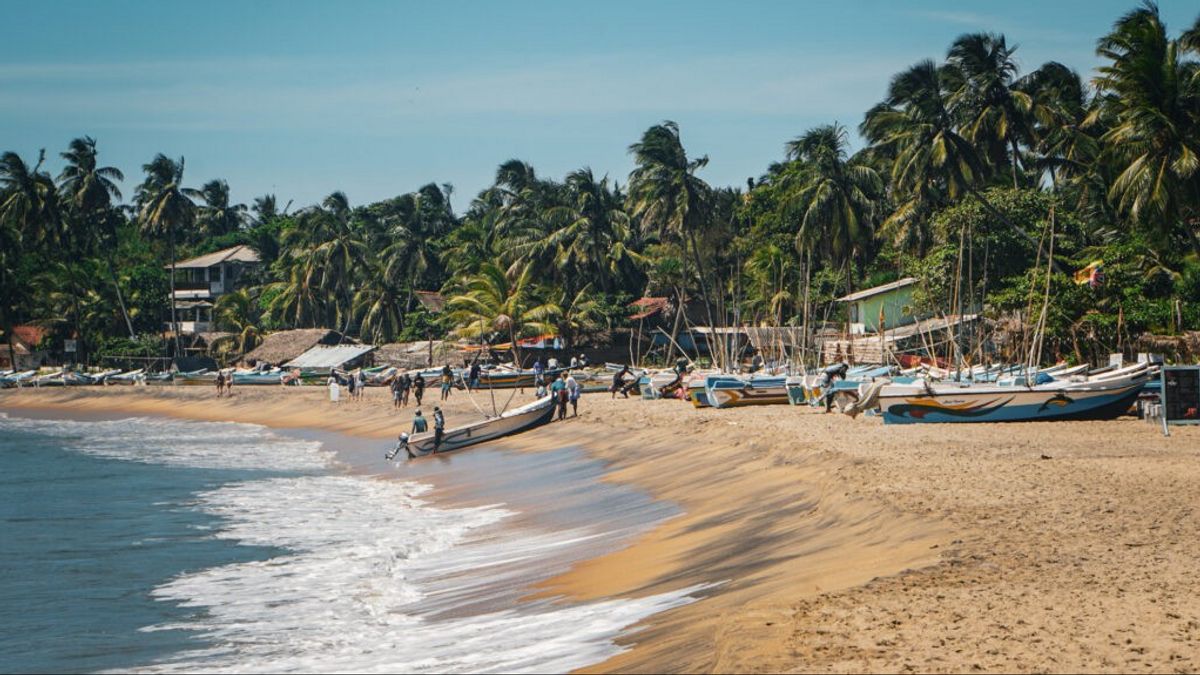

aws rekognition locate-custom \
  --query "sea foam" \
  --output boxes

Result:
[0,413,701,673]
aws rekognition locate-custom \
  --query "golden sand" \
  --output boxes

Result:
[3,384,1197,673]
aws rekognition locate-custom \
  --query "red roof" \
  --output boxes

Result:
[12,325,47,348]
[629,296,669,320]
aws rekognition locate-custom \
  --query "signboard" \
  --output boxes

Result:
[64,339,77,353]
[1162,366,1200,424]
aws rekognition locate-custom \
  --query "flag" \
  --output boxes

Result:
[1074,260,1104,287]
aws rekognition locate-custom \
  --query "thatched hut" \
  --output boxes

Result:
[241,329,352,367]
[1136,332,1200,363]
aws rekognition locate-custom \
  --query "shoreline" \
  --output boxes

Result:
[3,386,1198,673]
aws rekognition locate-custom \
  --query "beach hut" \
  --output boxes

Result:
[241,329,352,368]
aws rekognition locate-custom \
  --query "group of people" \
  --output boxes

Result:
[326,369,368,403]
[534,370,581,420]
[387,405,447,460]
[388,372,426,408]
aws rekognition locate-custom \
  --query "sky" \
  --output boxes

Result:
[1,0,1197,213]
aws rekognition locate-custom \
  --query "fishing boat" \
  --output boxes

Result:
[0,370,37,387]
[405,395,556,456]
[473,365,564,389]
[705,373,790,409]
[175,369,215,385]
[873,362,1153,424]
[232,368,285,385]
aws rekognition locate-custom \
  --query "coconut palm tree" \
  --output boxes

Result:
[863,60,1053,264]
[445,261,560,368]
[137,155,196,354]
[542,168,639,295]
[1092,2,1200,252]
[628,121,717,329]
[212,288,262,358]
[57,137,136,338]
[784,123,882,279]
[944,32,1035,188]
[195,179,248,238]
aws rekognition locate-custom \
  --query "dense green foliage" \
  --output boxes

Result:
[1,3,1197,366]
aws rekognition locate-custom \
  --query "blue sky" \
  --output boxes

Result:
[1,1,1196,212]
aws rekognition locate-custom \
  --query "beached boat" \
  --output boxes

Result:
[873,362,1153,424]
[0,370,37,387]
[404,395,556,456]
[705,374,790,408]
[232,368,285,385]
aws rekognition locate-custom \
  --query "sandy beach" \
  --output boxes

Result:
[3,384,1197,673]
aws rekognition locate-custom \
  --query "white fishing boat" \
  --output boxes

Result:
[404,395,556,456]
[872,362,1153,424]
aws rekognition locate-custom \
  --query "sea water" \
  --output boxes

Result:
[0,413,702,673]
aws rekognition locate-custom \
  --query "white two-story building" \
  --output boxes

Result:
[167,245,261,334]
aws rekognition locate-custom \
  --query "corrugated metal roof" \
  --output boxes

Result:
[170,245,261,269]
[836,277,917,303]
[285,344,377,369]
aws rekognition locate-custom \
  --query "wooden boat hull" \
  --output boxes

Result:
[407,396,556,455]
[879,379,1147,424]
[705,375,790,409]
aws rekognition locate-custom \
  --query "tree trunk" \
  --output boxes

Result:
[686,230,719,366]
[1010,139,1022,190]
[107,254,136,338]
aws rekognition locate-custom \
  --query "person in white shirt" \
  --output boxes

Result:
[547,356,559,370]
[565,373,581,417]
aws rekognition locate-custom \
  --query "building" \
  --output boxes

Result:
[241,329,351,368]
[836,277,918,334]
[0,325,48,370]
[167,245,261,334]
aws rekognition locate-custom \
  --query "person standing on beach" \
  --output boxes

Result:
[399,372,411,406]
[551,372,569,421]
[566,371,580,417]
[533,359,544,382]
[432,406,446,452]
[355,369,366,401]
[215,370,225,398]
[328,375,341,403]
[547,355,558,371]
[440,364,453,401]
[390,375,402,409]
[413,373,425,405]
[411,409,428,436]
[468,361,481,392]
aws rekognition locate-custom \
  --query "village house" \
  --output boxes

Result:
[166,245,261,334]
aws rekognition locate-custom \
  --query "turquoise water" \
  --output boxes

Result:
[0,417,289,673]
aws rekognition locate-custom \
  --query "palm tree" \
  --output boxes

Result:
[784,124,882,279]
[57,136,135,338]
[554,284,603,354]
[1092,2,1200,253]
[542,168,639,295]
[628,121,717,330]
[944,33,1034,188]
[863,60,1054,264]
[212,288,262,358]
[0,150,60,367]
[195,179,247,238]
[137,154,196,354]
[445,261,560,368]
[380,184,454,321]
[352,257,406,344]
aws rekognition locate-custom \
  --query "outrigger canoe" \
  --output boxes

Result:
[405,395,556,456]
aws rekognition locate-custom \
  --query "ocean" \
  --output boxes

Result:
[0,412,702,674]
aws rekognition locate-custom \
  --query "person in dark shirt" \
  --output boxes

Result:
[611,365,631,399]
[432,406,446,452]
[411,410,428,435]
[413,373,426,405]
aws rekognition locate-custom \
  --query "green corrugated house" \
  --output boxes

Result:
[837,277,919,334]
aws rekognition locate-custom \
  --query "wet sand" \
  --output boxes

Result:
[3,384,1198,673]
